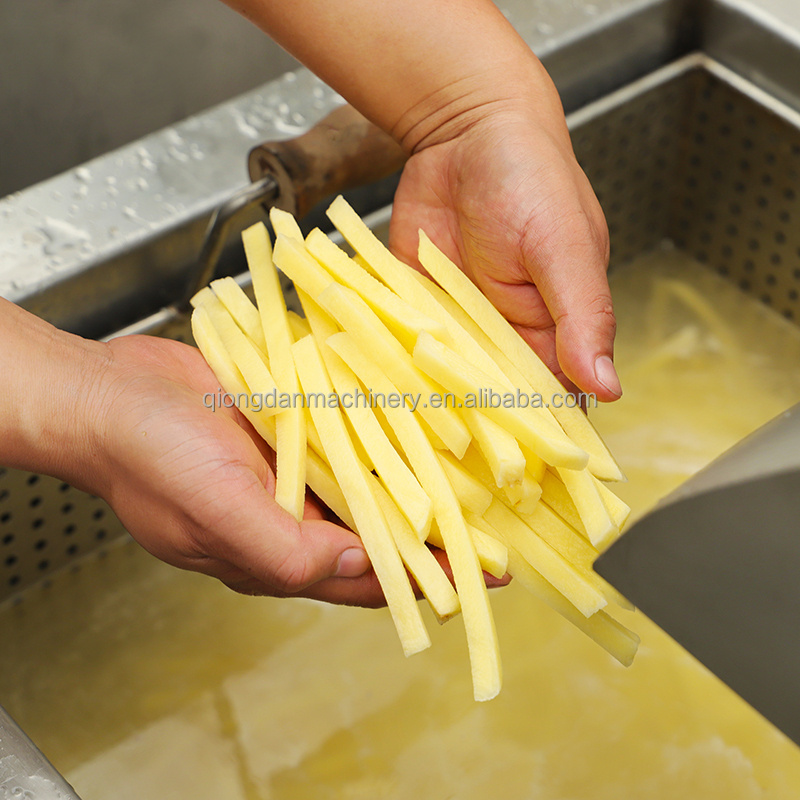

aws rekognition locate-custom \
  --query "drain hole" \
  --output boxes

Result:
[0,513,11,525]
[37,560,50,572]
[63,524,76,536]
[5,556,17,567]
[34,539,47,551]
[31,519,44,530]
[92,508,106,521]
[26,475,39,486]
[2,534,13,545]
[61,503,74,514]
[29,496,42,508]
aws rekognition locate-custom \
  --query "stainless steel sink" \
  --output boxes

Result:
[3,3,800,793]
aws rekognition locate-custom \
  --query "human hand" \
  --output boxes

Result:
[389,86,620,402]
[75,333,392,604]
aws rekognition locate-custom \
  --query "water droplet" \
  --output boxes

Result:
[74,166,92,183]
[37,217,90,256]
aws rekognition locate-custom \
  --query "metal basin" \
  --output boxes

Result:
[2,2,800,796]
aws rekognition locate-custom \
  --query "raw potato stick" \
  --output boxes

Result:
[242,223,307,521]
[191,307,353,530]
[305,227,447,350]
[416,229,625,482]
[209,276,268,353]
[483,498,608,618]
[413,330,589,469]
[366,469,461,623]
[292,335,431,657]
[301,290,433,541]
[436,450,493,516]
[556,466,618,549]
[327,331,503,701]
[191,290,280,417]
[319,283,472,458]
[462,407,526,488]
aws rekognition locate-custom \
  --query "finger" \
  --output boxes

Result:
[524,208,621,402]
[196,473,372,595]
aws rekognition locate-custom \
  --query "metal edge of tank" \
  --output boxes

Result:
[0,0,693,339]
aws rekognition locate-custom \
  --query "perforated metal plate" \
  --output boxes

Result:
[571,55,800,321]
[3,55,800,604]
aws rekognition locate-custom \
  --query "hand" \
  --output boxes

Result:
[81,334,388,604]
[389,93,621,402]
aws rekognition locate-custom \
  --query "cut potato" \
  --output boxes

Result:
[302,292,433,540]
[483,499,607,618]
[319,283,471,459]
[242,223,307,521]
[412,331,588,469]
[305,227,446,351]
[367,472,460,623]
[556,466,618,550]
[192,197,637,701]
[327,331,502,701]
[462,408,526,489]
[191,307,353,530]
[209,276,267,353]
[292,335,430,657]
[191,291,279,416]
[436,450,493,516]
[417,230,625,482]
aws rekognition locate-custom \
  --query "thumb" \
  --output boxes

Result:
[536,249,621,402]
[202,477,371,595]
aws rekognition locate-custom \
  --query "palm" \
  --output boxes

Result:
[91,335,383,604]
[389,115,614,398]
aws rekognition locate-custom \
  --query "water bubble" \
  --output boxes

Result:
[37,218,90,256]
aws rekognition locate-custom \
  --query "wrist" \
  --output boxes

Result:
[0,299,112,492]
[392,50,566,155]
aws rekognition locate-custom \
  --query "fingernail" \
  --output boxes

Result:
[594,355,622,398]
[336,547,370,578]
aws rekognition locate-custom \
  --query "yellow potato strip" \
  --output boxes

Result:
[319,283,471,459]
[367,471,460,623]
[483,498,607,618]
[413,331,588,469]
[417,230,625,482]
[292,335,430,657]
[191,308,353,530]
[327,331,502,701]
[209,276,267,354]
[242,223,307,520]
[305,228,446,350]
